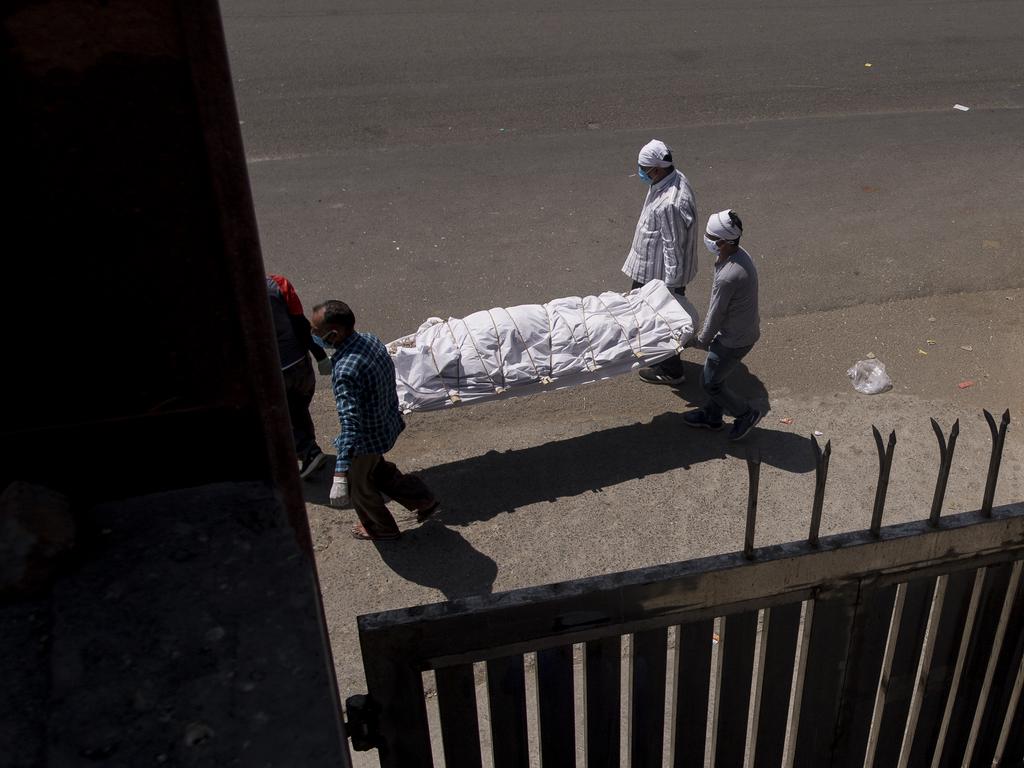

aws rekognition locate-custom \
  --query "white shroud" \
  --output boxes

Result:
[387,280,695,412]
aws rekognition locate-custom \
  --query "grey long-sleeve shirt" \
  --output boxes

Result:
[697,247,760,348]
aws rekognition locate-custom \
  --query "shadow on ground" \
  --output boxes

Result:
[414,364,814,523]
[370,520,498,598]
[305,363,809,526]
[302,475,498,598]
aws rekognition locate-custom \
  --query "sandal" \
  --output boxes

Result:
[415,501,441,524]
[351,525,400,541]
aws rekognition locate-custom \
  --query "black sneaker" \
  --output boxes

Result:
[684,410,724,430]
[638,365,686,386]
[299,447,327,479]
[729,409,763,442]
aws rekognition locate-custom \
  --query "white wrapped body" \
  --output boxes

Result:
[387,280,695,412]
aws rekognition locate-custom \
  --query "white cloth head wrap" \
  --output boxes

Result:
[706,209,742,241]
[637,139,673,168]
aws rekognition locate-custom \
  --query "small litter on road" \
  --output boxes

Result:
[953,104,970,111]
[779,417,794,425]
[866,351,876,359]
[928,316,937,322]
[848,359,893,394]
[960,345,974,351]
[918,348,928,356]
[958,380,975,389]
[813,430,824,437]
[864,62,872,67]
[926,339,936,345]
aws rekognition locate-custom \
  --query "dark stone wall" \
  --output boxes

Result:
[2,0,291,500]
[1,3,349,765]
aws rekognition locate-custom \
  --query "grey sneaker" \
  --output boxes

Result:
[638,365,686,386]
[728,409,763,442]
[684,410,724,431]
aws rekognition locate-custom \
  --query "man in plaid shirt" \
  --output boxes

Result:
[311,300,438,540]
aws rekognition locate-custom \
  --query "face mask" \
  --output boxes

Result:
[637,166,653,185]
[315,330,339,349]
[703,235,721,254]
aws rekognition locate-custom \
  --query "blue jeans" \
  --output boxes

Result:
[702,339,754,421]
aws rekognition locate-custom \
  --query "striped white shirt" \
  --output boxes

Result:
[621,169,698,289]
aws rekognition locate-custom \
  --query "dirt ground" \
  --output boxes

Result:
[302,288,1024,764]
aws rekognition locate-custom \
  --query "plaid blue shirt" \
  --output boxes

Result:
[330,332,405,473]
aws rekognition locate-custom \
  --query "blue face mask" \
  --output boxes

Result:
[637,165,654,184]
[314,331,338,350]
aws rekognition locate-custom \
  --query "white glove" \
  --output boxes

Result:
[317,357,332,376]
[329,475,349,507]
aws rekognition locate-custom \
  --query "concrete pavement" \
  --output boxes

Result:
[219,2,1024,759]
[305,287,1024,716]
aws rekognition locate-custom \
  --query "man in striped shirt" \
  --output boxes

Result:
[621,139,700,385]
[311,300,438,541]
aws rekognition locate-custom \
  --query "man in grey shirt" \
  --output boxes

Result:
[684,210,763,441]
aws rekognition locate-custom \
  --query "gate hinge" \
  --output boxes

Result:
[344,694,381,751]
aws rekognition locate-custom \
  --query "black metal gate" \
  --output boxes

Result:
[349,412,1021,767]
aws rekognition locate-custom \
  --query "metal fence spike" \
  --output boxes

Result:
[870,427,897,536]
[929,418,960,527]
[981,410,1012,517]
[809,436,831,547]
[745,452,761,560]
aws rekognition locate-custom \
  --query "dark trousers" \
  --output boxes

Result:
[631,279,685,296]
[348,454,435,538]
[282,355,317,458]
[702,338,754,420]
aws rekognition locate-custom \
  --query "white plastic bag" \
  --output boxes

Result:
[847,359,893,394]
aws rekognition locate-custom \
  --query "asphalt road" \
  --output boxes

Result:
[222,0,1024,343]
[219,4,1024,743]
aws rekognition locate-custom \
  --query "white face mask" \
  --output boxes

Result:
[703,235,721,254]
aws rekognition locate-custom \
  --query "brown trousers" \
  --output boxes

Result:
[348,454,435,538]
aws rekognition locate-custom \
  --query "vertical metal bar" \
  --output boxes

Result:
[781,600,815,768]
[715,611,758,767]
[585,637,621,768]
[435,664,484,768]
[929,419,959,527]
[486,655,529,768]
[962,560,1023,765]
[629,629,668,768]
[744,609,770,768]
[808,437,831,547]
[870,427,897,536]
[863,583,908,768]
[536,645,575,767]
[361,657,433,768]
[992,639,1024,767]
[707,619,724,766]
[745,452,761,559]
[829,584,900,768]
[897,576,948,768]
[982,409,1012,517]
[753,602,802,767]
[670,620,715,768]
[930,568,987,768]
